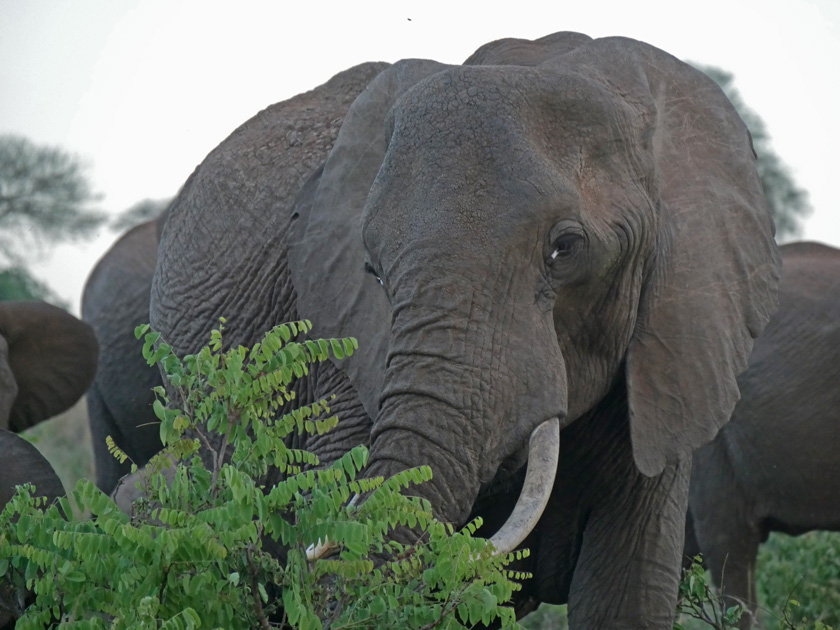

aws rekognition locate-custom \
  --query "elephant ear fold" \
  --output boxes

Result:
[2,302,99,432]
[0,428,65,508]
[591,39,781,476]
[289,59,451,418]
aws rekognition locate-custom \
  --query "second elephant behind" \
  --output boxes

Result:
[82,213,167,492]
[686,240,840,628]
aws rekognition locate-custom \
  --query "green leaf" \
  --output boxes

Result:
[330,338,345,360]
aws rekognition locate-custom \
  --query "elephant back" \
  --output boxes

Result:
[150,62,390,358]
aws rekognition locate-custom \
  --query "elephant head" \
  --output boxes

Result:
[292,33,780,545]
[0,301,99,433]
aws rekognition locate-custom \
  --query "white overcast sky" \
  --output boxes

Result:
[1,0,838,314]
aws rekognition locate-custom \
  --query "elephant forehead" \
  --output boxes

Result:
[388,65,633,159]
[363,66,645,247]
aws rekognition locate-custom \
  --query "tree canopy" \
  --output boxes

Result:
[0,266,66,305]
[0,134,106,267]
[0,135,107,302]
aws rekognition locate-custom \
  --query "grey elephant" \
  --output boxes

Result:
[0,428,65,629]
[0,301,96,627]
[82,212,167,493]
[685,241,840,628]
[147,33,780,628]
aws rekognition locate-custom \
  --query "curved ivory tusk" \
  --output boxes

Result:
[306,537,333,561]
[488,417,560,557]
[306,494,359,561]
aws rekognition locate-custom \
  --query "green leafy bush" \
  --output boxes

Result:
[0,319,526,629]
[674,557,745,630]
[757,532,840,628]
[672,556,834,630]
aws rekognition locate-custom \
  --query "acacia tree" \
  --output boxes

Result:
[698,66,811,240]
[0,135,106,301]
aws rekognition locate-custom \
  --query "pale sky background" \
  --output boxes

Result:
[1,0,838,314]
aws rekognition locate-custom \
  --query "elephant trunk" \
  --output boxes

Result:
[365,275,567,537]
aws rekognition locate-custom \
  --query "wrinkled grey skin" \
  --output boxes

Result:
[0,302,93,628]
[82,212,167,493]
[685,241,840,629]
[150,33,781,628]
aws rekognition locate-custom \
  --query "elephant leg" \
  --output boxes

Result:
[694,518,760,629]
[690,442,759,628]
[87,383,133,493]
[568,457,691,630]
[683,509,703,569]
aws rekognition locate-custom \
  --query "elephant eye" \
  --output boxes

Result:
[550,233,584,261]
[364,262,384,286]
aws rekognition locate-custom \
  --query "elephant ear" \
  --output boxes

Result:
[0,302,99,433]
[558,38,781,476]
[0,428,64,507]
[289,58,451,417]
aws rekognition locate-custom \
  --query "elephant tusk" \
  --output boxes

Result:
[306,494,359,561]
[487,417,560,557]
[306,537,333,561]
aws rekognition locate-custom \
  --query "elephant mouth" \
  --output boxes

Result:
[307,417,560,560]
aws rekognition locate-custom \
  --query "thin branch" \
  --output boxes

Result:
[246,545,271,630]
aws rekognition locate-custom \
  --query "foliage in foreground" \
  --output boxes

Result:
[0,320,525,629]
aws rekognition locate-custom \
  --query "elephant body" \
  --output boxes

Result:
[686,241,840,625]
[82,214,167,492]
[149,33,781,628]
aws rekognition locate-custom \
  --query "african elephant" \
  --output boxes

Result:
[685,241,840,628]
[148,33,781,628]
[82,212,167,493]
[0,429,65,628]
[0,301,95,627]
